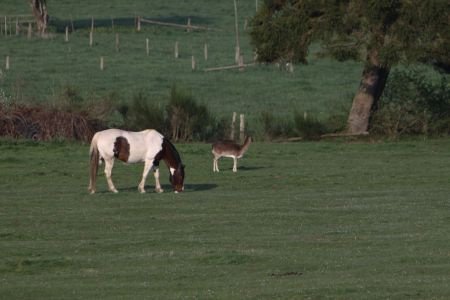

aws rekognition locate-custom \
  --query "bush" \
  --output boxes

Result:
[166,85,219,141]
[260,111,294,140]
[260,110,338,141]
[372,68,450,138]
[120,86,222,142]
[120,91,166,133]
[294,111,327,140]
[0,102,104,142]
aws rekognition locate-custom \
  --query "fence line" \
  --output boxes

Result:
[1,10,274,73]
[140,17,211,31]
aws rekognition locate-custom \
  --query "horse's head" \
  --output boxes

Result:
[170,164,185,193]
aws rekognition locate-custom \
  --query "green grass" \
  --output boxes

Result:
[1,138,449,299]
[0,0,362,135]
[1,3,449,297]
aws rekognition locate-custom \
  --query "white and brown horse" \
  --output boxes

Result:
[88,129,185,194]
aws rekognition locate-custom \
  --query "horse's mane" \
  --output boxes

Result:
[163,138,182,167]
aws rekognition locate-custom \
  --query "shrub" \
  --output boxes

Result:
[294,111,327,140]
[371,68,450,138]
[121,91,166,133]
[260,110,341,141]
[0,102,104,142]
[260,111,294,140]
[166,85,218,141]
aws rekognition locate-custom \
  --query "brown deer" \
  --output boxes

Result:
[212,136,252,172]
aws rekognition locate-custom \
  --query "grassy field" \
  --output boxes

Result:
[1,138,449,299]
[1,2,449,298]
[0,0,362,134]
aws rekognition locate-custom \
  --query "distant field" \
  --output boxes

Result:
[0,0,363,135]
[0,138,449,299]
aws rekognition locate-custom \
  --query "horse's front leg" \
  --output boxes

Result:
[153,167,164,193]
[104,158,118,193]
[138,160,153,193]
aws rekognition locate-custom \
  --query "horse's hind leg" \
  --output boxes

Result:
[104,158,118,193]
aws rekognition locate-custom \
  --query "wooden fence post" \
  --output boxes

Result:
[137,16,141,31]
[174,41,179,58]
[191,55,196,71]
[70,15,75,32]
[187,18,192,32]
[233,0,241,64]
[27,23,32,39]
[204,43,208,61]
[146,38,150,56]
[5,56,10,70]
[65,26,69,42]
[231,112,237,140]
[89,31,93,47]
[240,114,245,142]
[238,55,244,71]
[15,18,19,36]
[100,56,104,70]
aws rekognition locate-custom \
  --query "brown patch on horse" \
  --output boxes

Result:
[113,136,130,162]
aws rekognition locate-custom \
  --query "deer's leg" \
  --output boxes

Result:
[138,159,153,193]
[104,158,118,193]
[213,157,220,172]
[153,167,164,193]
[232,157,237,172]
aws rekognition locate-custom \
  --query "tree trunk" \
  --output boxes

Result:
[29,0,49,35]
[346,62,389,134]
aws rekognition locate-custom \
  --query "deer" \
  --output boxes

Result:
[212,136,252,172]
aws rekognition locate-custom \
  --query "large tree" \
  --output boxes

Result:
[250,0,449,134]
[29,0,49,35]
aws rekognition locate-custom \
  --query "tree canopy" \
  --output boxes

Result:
[251,0,449,134]
[251,0,449,70]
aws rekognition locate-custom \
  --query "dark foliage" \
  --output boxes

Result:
[371,69,450,137]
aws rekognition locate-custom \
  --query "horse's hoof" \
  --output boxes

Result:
[139,190,146,194]
[111,189,119,193]
[155,188,164,193]
[89,190,96,194]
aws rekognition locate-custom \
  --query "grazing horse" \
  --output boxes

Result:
[88,129,185,194]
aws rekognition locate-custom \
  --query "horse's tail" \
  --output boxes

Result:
[88,134,100,194]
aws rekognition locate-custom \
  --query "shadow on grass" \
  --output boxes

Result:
[93,183,217,194]
[213,166,266,172]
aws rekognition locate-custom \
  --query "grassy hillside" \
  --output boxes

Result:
[0,0,362,135]
[1,138,449,299]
